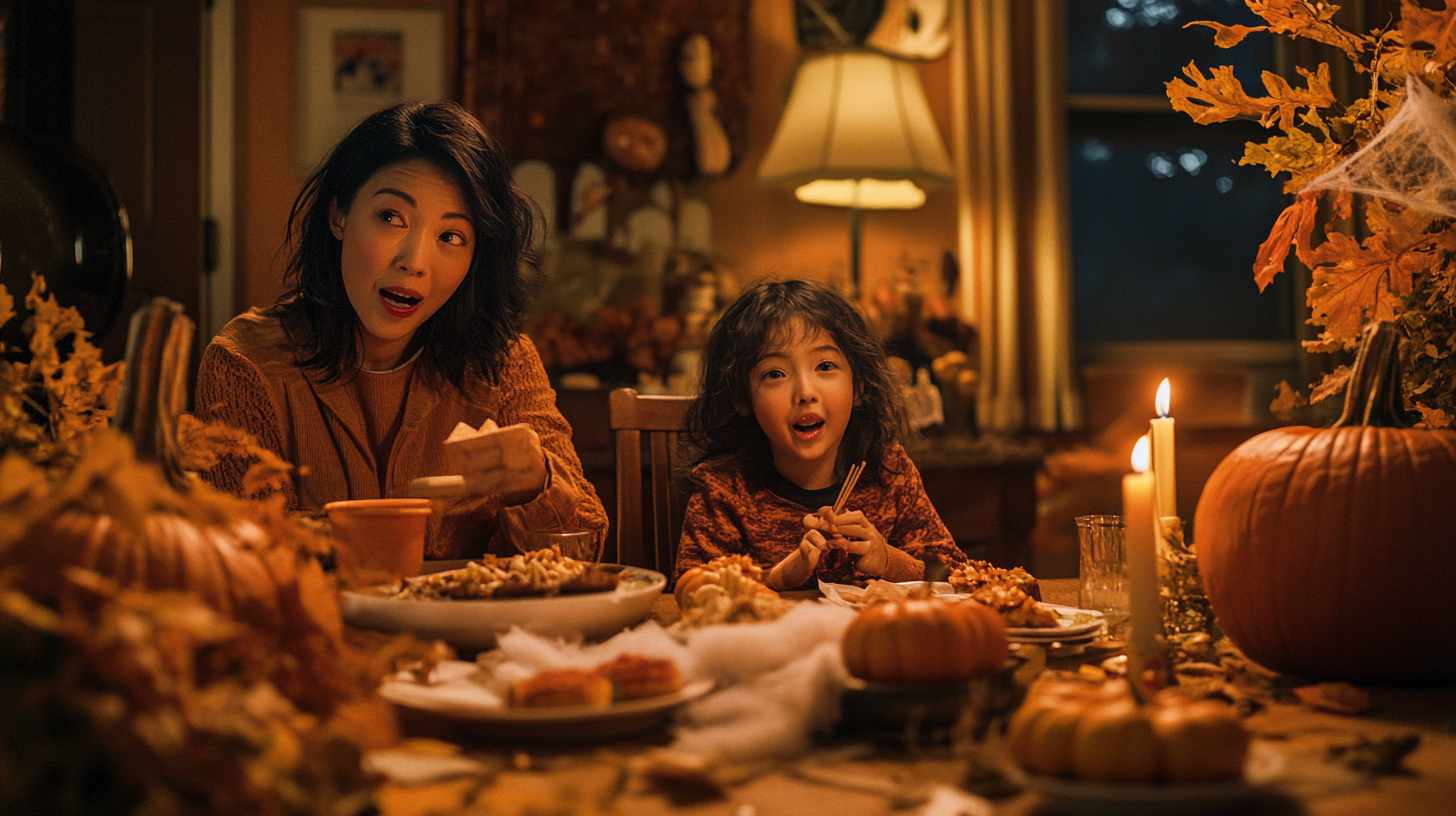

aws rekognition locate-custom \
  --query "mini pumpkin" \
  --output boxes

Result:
[841,597,1008,683]
[1194,322,1456,682]
[1008,679,1249,784]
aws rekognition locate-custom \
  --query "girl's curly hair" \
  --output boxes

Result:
[688,278,906,485]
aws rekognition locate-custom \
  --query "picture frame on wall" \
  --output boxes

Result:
[294,6,446,174]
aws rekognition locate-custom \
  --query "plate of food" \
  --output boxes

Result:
[340,550,666,650]
[379,656,713,741]
[1005,604,1106,641]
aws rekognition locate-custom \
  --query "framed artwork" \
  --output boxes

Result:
[294,6,446,174]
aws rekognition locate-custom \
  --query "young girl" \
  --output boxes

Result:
[674,279,967,590]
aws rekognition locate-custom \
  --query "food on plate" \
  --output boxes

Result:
[594,654,684,700]
[948,560,1042,601]
[968,584,1060,629]
[836,578,937,606]
[384,547,620,600]
[841,596,1009,683]
[674,559,794,630]
[511,668,615,709]
[674,554,770,606]
[1007,678,1249,783]
[508,654,684,708]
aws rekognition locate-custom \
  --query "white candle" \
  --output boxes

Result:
[1151,378,1176,520]
[1123,435,1160,668]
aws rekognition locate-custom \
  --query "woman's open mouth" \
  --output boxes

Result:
[379,288,423,318]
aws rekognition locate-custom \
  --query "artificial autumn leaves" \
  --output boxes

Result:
[1167,0,1456,428]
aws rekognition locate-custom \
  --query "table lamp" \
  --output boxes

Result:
[758,48,953,291]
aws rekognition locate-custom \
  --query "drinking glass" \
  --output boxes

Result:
[1076,514,1129,621]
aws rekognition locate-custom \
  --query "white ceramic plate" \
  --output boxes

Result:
[1006,604,1105,640]
[817,579,956,606]
[379,659,713,741]
[340,564,665,650]
[1021,774,1255,816]
[819,582,1105,642]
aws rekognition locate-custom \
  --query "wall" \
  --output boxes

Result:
[235,0,958,312]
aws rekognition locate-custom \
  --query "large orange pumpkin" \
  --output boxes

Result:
[1194,322,1456,682]
[841,598,1008,683]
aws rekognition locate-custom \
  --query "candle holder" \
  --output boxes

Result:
[1157,516,1220,641]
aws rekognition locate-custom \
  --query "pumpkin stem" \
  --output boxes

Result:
[1333,321,1420,429]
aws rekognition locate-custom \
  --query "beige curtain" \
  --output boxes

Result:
[951,0,1082,433]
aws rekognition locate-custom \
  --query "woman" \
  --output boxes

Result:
[195,101,607,560]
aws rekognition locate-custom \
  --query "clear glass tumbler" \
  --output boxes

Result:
[1076,514,1129,621]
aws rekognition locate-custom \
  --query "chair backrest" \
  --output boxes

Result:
[607,387,694,576]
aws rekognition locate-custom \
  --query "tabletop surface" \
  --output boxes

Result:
[370,576,1456,816]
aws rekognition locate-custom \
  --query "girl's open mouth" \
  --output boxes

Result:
[379,288,423,317]
[792,418,825,438]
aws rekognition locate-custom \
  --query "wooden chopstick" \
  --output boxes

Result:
[832,461,867,515]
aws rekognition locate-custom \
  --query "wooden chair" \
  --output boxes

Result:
[607,387,694,576]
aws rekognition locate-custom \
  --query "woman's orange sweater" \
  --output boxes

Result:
[194,309,607,560]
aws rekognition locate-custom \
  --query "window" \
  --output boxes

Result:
[1067,0,1297,349]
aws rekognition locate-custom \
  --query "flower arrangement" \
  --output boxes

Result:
[1167,0,1456,428]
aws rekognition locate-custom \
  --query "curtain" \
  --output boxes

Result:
[951,0,1082,433]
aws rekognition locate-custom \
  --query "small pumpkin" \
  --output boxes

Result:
[841,597,1008,683]
[1194,321,1456,682]
[1007,679,1248,784]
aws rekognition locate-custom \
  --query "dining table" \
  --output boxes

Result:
[364,575,1456,816]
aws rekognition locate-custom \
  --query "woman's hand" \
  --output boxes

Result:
[446,423,548,505]
[818,507,891,579]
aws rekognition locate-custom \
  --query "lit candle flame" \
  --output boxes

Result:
[1156,378,1171,419]
[1132,434,1151,473]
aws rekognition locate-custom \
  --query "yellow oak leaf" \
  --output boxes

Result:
[1250,0,1369,62]
[1253,192,1320,291]
[1269,380,1308,418]
[0,283,13,331]
[1400,0,1456,66]
[1167,63,1273,124]
[1260,64,1336,131]
[1309,365,1353,404]
[1242,128,1338,190]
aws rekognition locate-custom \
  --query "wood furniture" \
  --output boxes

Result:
[904,437,1044,569]
[606,387,693,574]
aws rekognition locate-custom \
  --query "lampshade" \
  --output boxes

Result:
[758,49,953,210]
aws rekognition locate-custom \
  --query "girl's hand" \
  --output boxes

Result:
[446,423,548,505]
[768,525,829,591]
[821,508,890,578]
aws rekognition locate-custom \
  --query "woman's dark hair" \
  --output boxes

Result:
[272,101,539,387]
[688,278,906,484]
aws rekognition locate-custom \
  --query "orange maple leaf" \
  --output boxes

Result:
[1305,228,1426,341]
[1253,192,1320,291]
[1400,0,1456,66]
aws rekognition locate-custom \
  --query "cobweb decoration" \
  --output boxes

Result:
[1304,75,1456,218]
